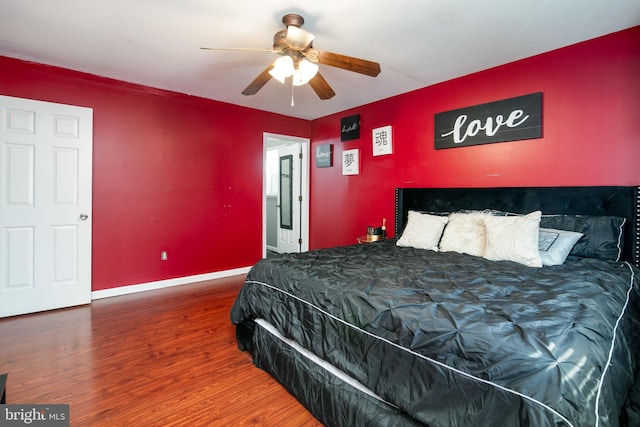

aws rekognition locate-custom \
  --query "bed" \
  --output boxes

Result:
[230,186,640,426]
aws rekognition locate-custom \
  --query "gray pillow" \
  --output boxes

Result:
[539,215,625,261]
[538,228,583,266]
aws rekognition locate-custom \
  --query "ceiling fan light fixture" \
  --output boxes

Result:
[292,58,319,86]
[268,55,294,83]
[230,13,377,100]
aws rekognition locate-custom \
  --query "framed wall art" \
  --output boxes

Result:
[342,149,360,175]
[372,125,393,156]
[341,114,360,141]
[315,144,333,168]
[434,92,542,149]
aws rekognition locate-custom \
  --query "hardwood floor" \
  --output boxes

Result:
[0,275,323,426]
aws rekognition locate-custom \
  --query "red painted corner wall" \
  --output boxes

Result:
[309,26,640,250]
[0,57,310,290]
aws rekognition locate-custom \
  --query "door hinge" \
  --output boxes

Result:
[298,195,303,202]
[298,238,302,245]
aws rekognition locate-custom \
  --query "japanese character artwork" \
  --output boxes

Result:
[342,149,360,175]
[372,125,392,156]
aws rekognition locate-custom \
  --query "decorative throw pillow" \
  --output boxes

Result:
[439,212,488,257]
[483,211,542,267]
[538,228,584,266]
[539,215,625,261]
[397,211,449,251]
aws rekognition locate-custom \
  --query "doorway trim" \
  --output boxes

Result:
[263,133,310,258]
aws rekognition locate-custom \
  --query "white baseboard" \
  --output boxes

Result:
[91,266,252,300]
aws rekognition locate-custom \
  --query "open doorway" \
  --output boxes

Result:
[263,133,309,258]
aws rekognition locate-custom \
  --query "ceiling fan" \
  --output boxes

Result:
[201,13,381,100]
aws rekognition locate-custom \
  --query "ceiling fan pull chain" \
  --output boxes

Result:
[291,82,295,107]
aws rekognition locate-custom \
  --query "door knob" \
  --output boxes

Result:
[80,214,88,220]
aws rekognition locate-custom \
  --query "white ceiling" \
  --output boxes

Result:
[1,1,638,120]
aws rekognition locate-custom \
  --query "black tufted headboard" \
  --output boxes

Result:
[395,186,640,267]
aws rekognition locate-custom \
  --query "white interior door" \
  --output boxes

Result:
[276,143,302,254]
[0,95,93,317]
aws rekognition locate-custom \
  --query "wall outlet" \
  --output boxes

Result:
[161,251,168,261]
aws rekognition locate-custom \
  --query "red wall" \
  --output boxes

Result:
[309,26,640,249]
[0,57,310,290]
[1,26,638,291]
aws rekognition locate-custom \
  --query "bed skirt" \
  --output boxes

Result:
[250,319,425,427]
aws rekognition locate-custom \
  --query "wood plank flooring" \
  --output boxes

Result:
[0,275,323,426]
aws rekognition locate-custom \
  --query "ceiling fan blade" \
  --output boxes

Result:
[286,26,315,49]
[308,73,336,100]
[315,50,381,77]
[242,64,274,96]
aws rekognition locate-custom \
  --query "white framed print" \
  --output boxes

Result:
[372,125,393,156]
[342,149,360,175]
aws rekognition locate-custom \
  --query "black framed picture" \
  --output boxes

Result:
[434,93,542,149]
[341,114,360,141]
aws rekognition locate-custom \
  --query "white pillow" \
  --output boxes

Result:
[539,228,583,266]
[439,212,488,257]
[397,211,448,251]
[483,211,542,268]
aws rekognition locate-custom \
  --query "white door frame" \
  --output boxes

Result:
[262,133,309,258]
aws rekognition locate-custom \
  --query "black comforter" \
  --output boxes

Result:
[230,240,640,426]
